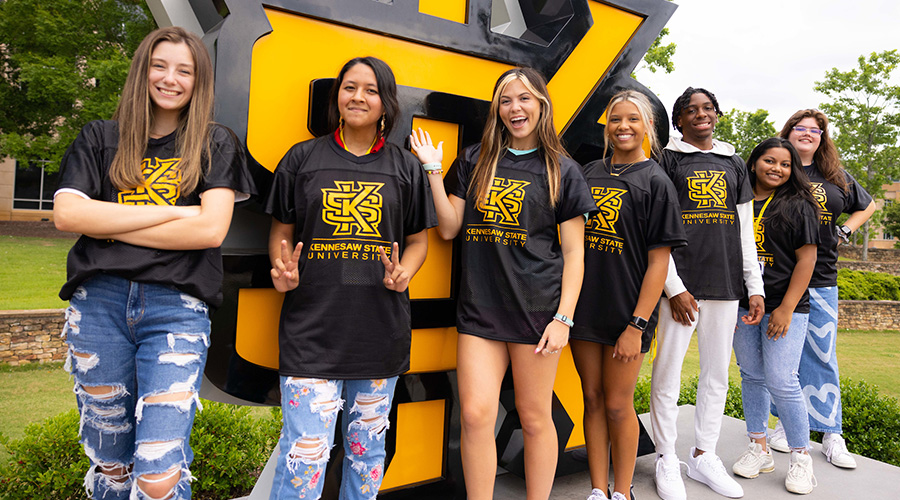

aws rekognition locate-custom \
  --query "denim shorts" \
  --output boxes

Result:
[64,274,210,500]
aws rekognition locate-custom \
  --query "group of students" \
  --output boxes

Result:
[52,26,873,500]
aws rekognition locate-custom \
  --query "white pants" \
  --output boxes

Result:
[649,298,738,456]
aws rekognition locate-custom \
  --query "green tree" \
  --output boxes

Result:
[636,27,676,76]
[714,108,777,161]
[883,200,900,248]
[0,0,156,171]
[815,50,900,260]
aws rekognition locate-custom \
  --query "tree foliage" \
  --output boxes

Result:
[639,27,676,75]
[815,50,900,258]
[0,0,156,171]
[815,50,900,200]
[714,108,777,161]
[882,200,900,246]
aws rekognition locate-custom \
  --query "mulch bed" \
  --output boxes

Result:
[0,221,79,239]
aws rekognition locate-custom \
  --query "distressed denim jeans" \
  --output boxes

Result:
[733,308,810,450]
[270,376,398,500]
[64,274,209,499]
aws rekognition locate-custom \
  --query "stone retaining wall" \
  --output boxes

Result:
[839,246,900,262]
[2,303,899,366]
[837,261,900,275]
[0,309,67,366]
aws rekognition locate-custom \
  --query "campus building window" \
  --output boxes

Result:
[13,160,58,210]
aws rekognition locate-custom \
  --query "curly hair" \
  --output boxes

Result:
[671,87,722,132]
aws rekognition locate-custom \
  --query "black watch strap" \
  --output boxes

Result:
[629,316,649,332]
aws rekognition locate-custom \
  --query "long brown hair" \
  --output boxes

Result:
[110,26,215,196]
[471,67,568,207]
[778,109,847,192]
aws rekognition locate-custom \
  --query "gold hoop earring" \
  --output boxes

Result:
[379,114,385,135]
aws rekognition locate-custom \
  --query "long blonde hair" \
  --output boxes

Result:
[471,67,568,208]
[110,26,215,196]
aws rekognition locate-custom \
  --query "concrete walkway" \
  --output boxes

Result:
[494,405,898,499]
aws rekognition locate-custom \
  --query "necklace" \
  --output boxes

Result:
[606,157,645,176]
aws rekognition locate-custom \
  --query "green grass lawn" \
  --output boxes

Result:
[0,236,71,310]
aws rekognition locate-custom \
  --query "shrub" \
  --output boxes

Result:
[837,269,900,300]
[632,374,743,419]
[0,402,281,500]
[0,410,88,499]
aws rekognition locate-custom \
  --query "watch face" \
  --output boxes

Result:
[632,316,649,329]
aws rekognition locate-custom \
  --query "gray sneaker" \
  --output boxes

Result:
[732,442,775,478]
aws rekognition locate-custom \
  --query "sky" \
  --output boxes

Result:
[635,0,900,135]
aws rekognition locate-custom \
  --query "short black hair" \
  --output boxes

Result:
[327,56,400,137]
[671,87,723,132]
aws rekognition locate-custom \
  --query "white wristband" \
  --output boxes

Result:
[423,162,442,171]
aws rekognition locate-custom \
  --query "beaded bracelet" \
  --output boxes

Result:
[427,169,444,175]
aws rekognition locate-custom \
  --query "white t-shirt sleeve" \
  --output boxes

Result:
[738,200,765,297]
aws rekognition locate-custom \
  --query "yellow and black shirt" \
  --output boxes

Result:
[57,120,253,307]
[445,145,597,344]
[659,147,753,300]
[265,134,436,379]
[741,198,819,313]
[805,162,872,287]
[572,159,686,351]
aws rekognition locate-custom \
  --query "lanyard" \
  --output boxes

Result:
[753,195,774,243]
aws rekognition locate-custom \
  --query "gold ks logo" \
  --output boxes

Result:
[478,177,530,225]
[118,157,182,205]
[687,170,728,209]
[321,180,384,237]
[589,187,627,234]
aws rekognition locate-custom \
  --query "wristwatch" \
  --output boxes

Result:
[629,316,649,332]
[837,225,852,243]
[553,313,574,328]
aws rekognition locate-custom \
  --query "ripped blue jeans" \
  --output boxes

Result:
[64,274,209,500]
[271,376,398,500]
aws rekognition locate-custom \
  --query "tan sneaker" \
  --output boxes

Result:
[732,442,775,478]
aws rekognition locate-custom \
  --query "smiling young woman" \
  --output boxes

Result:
[264,56,436,500]
[766,109,876,470]
[410,67,596,500]
[53,26,254,500]
[570,90,686,500]
[732,137,820,495]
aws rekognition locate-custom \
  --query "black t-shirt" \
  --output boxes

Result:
[445,145,597,344]
[805,163,873,287]
[658,149,754,300]
[572,159,686,347]
[741,197,820,313]
[57,120,254,308]
[265,135,437,379]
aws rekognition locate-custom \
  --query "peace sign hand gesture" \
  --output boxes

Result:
[271,240,303,292]
[379,242,411,292]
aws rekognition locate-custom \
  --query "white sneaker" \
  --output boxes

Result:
[587,488,609,500]
[785,452,818,494]
[686,448,744,498]
[768,419,789,453]
[822,434,858,469]
[732,442,775,478]
[610,493,628,500]
[655,454,686,500]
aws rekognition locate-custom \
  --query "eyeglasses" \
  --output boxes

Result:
[793,126,824,135]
